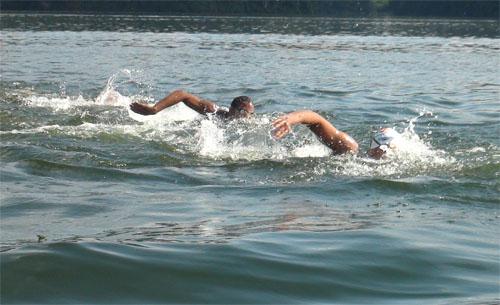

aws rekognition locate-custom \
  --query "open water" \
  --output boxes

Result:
[1,14,499,304]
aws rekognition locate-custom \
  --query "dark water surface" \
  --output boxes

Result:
[1,15,499,304]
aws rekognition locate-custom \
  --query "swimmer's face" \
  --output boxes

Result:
[230,102,255,118]
[229,96,254,119]
[368,127,400,159]
[367,146,387,159]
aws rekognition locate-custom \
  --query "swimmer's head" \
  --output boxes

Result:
[229,96,255,118]
[367,127,401,159]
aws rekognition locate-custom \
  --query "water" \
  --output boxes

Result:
[1,14,499,304]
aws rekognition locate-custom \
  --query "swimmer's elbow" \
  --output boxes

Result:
[349,141,359,154]
[342,136,359,155]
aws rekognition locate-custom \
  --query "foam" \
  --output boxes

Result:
[0,124,63,135]
[291,144,330,158]
[24,95,92,111]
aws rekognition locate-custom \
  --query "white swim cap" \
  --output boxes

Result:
[370,128,401,151]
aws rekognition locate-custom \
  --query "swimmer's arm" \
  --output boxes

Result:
[272,110,358,155]
[130,90,217,115]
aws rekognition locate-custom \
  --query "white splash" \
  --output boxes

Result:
[0,124,63,135]
[23,69,143,111]
[337,112,457,177]
[23,95,91,111]
[468,147,486,153]
[197,119,226,157]
[95,88,130,107]
[291,143,330,158]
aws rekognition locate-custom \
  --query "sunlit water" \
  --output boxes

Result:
[1,15,499,304]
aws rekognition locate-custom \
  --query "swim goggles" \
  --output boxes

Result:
[370,129,399,151]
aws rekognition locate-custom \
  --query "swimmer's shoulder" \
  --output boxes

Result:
[214,105,230,118]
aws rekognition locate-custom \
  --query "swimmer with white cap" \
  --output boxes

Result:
[367,127,402,159]
[272,110,400,159]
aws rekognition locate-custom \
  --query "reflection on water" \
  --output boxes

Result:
[2,14,499,37]
[97,205,381,243]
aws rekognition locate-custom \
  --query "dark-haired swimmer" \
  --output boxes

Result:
[272,110,401,159]
[130,90,254,119]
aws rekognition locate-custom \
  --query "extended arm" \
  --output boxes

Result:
[272,110,358,155]
[130,90,218,115]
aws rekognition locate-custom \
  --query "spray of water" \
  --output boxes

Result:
[336,111,457,177]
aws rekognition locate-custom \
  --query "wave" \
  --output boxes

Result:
[1,230,499,303]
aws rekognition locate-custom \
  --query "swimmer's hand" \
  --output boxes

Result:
[272,114,297,139]
[130,102,157,115]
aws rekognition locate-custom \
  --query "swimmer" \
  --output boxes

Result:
[272,110,401,159]
[367,127,402,159]
[130,90,255,119]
